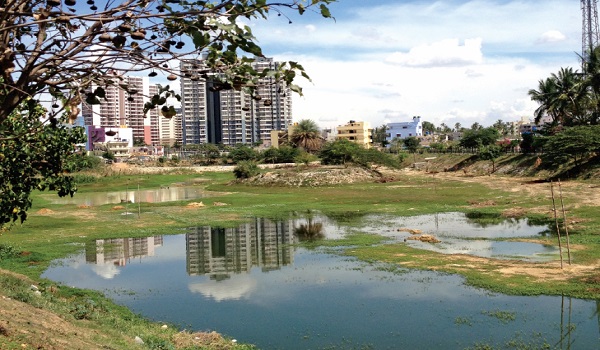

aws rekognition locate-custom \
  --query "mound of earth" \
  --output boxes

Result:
[241,166,383,186]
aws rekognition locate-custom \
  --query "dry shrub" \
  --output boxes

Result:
[37,208,55,215]
[502,207,528,218]
[172,331,238,349]
[468,200,496,207]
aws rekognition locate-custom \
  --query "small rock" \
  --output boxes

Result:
[33,291,42,297]
[134,336,144,345]
[30,285,39,291]
[161,324,168,329]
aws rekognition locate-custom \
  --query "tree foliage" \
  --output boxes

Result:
[403,136,420,153]
[319,139,399,169]
[478,144,503,173]
[290,119,322,152]
[371,124,389,147]
[319,139,361,166]
[0,0,335,124]
[459,127,500,149]
[422,121,436,135]
[261,145,299,164]
[233,160,259,179]
[228,144,258,163]
[0,101,85,226]
[543,125,600,166]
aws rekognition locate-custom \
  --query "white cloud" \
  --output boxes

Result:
[188,275,257,302]
[385,38,483,67]
[235,1,583,128]
[537,30,567,43]
[92,263,120,279]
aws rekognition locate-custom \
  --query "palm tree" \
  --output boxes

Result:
[529,67,584,127]
[470,122,482,131]
[529,76,559,125]
[290,119,323,152]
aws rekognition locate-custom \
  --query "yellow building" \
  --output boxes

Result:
[336,120,372,148]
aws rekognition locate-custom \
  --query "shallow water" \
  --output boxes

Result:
[46,186,208,206]
[42,215,598,349]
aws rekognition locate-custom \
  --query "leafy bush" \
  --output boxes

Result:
[294,152,317,166]
[233,161,260,179]
[66,154,103,172]
[0,244,20,260]
[261,145,300,164]
[543,125,600,166]
[354,148,401,169]
[319,139,361,165]
[230,144,259,163]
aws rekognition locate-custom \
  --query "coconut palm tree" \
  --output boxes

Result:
[529,67,585,127]
[529,74,562,125]
[290,119,323,152]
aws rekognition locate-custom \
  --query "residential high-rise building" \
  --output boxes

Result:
[82,76,160,145]
[180,57,292,146]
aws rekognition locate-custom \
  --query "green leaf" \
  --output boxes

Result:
[94,87,106,99]
[320,4,332,18]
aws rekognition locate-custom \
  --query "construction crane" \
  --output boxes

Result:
[582,0,600,69]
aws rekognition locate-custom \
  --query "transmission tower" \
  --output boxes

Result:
[582,0,600,68]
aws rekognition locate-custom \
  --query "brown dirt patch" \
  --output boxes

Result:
[186,202,205,208]
[438,254,599,282]
[0,271,122,350]
[468,199,496,207]
[36,208,55,215]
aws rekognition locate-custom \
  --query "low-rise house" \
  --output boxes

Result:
[386,116,423,144]
[336,120,372,148]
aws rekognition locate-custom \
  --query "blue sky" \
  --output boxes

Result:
[240,0,583,129]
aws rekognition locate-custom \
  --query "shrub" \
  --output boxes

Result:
[294,152,317,166]
[0,243,19,260]
[233,161,259,179]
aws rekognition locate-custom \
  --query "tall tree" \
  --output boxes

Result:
[0,0,334,123]
[403,136,421,153]
[1,101,85,226]
[0,0,334,224]
[290,119,322,153]
[470,122,482,131]
[459,127,500,149]
[422,121,436,135]
[529,67,585,127]
[372,124,389,147]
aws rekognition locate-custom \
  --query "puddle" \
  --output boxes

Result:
[45,186,209,206]
[42,217,599,350]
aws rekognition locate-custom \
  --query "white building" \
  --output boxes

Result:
[386,116,423,144]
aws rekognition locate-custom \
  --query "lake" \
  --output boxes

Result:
[42,214,599,349]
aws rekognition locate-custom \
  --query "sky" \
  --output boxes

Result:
[238,0,583,129]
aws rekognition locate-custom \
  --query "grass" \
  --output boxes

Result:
[0,162,599,348]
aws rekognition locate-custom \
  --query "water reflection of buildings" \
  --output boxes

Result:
[186,218,296,279]
[86,236,164,266]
